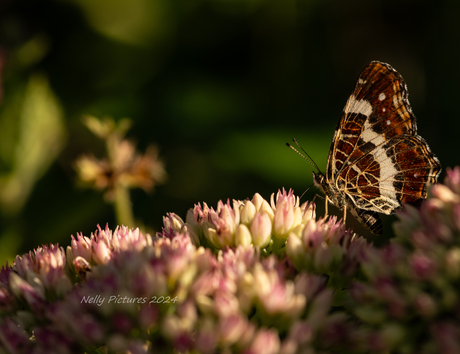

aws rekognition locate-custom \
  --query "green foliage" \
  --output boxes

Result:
[0,0,452,264]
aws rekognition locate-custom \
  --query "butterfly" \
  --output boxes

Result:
[288,61,441,234]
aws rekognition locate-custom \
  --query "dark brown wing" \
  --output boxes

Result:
[326,61,441,215]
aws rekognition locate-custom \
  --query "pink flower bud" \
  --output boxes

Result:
[219,314,247,344]
[273,201,295,238]
[193,202,210,224]
[314,244,342,274]
[300,201,316,223]
[159,213,185,239]
[445,166,460,194]
[286,232,303,268]
[250,212,272,247]
[235,224,253,248]
[206,199,241,248]
[214,292,240,317]
[252,193,274,219]
[240,200,256,225]
[92,239,112,264]
[69,233,92,263]
[435,184,459,203]
[251,193,266,210]
[246,328,280,354]
[9,272,45,311]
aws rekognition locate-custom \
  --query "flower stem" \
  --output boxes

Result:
[114,183,134,227]
[272,236,287,256]
[106,133,134,227]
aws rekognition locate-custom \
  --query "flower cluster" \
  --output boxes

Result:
[4,168,460,353]
[160,189,368,290]
[163,189,336,252]
[181,190,309,250]
[0,226,352,353]
[0,189,363,353]
[347,167,460,353]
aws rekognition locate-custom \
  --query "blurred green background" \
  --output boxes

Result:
[0,0,457,264]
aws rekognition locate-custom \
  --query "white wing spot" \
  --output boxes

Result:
[358,79,367,84]
[414,172,419,178]
[362,119,385,145]
[382,108,386,112]
[344,95,372,116]
[386,120,391,126]
[379,93,386,101]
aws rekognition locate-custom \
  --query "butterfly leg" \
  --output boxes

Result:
[312,194,325,220]
[343,205,347,224]
[325,195,329,216]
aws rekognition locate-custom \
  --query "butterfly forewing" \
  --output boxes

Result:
[323,61,441,234]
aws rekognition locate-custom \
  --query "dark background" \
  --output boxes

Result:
[0,0,457,264]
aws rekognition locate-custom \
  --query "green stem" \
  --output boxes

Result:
[106,134,134,227]
[113,183,134,227]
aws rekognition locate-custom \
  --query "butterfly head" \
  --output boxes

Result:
[312,170,341,208]
[312,171,326,192]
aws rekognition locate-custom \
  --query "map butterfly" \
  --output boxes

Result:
[289,61,441,234]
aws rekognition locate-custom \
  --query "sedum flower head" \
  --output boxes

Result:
[167,188,318,256]
[286,215,369,290]
[0,187,362,353]
[347,167,460,353]
[13,168,460,354]
[14,244,72,298]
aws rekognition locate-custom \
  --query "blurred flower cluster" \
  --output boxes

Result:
[74,116,166,228]
[2,169,460,353]
[75,116,166,199]
[347,167,460,354]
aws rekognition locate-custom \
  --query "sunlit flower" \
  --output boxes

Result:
[234,224,253,248]
[66,224,152,276]
[250,212,272,247]
[240,200,256,225]
[179,189,319,253]
[14,244,71,296]
[252,193,272,217]
[159,213,185,239]
[207,199,241,248]
[271,189,301,238]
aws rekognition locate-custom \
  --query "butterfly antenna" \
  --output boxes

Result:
[299,183,313,200]
[286,138,322,173]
